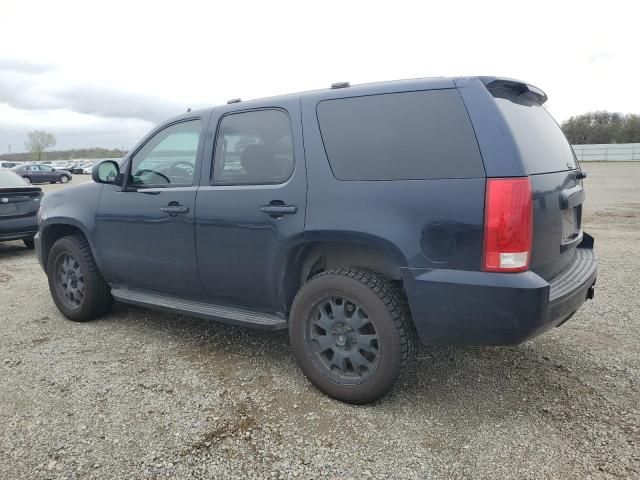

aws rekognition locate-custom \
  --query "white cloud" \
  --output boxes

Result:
[0,0,638,153]
[0,67,186,122]
[0,104,152,151]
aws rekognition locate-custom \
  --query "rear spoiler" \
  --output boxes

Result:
[478,77,548,104]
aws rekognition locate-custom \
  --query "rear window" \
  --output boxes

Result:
[316,89,484,181]
[491,89,577,174]
[0,169,29,188]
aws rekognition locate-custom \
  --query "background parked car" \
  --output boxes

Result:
[0,168,43,249]
[13,164,72,184]
[1,161,23,169]
[72,162,94,174]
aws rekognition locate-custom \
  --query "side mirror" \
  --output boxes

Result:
[92,160,122,185]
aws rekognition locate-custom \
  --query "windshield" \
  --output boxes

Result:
[0,169,29,188]
[491,88,577,174]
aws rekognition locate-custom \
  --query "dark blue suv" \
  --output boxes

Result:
[35,77,597,403]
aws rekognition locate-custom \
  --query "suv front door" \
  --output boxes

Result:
[195,101,307,311]
[94,118,206,296]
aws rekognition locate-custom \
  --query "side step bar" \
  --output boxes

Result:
[111,287,288,331]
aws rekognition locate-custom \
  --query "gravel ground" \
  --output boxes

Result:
[1,163,639,479]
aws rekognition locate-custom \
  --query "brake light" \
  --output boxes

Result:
[483,177,532,272]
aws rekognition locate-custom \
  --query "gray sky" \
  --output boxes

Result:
[0,0,638,153]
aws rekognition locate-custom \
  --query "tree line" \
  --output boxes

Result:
[561,112,640,145]
[1,130,126,162]
[0,147,127,162]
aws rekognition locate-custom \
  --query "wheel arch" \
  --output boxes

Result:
[40,219,94,273]
[281,233,408,313]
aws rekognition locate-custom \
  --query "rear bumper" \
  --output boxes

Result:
[402,235,597,345]
[0,215,38,242]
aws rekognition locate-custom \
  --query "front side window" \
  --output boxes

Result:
[130,120,201,187]
[213,109,294,185]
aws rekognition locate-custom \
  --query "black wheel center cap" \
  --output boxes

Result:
[307,296,381,381]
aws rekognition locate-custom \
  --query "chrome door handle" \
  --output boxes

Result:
[161,205,189,215]
[259,205,297,215]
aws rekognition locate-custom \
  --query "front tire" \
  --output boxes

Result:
[23,176,31,184]
[59,175,70,184]
[46,235,113,321]
[289,268,416,404]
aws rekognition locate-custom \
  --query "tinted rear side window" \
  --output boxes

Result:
[491,88,577,174]
[316,89,484,181]
[213,109,294,185]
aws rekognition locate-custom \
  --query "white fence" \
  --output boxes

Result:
[572,143,640,162]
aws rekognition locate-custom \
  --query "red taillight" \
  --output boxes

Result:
[483,177,533,273]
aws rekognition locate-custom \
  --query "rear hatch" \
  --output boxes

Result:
[488,82,585,280]
[0,170,42,219]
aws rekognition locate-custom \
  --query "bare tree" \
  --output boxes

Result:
[25,130,56,161]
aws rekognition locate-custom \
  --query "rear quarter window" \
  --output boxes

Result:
[490,88,577,175]
[316,89,484,181]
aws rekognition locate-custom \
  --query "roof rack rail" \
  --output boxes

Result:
[331,81,350,89]
[227,98,242,104]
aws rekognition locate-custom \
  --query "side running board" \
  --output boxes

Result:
[111,287,287,331]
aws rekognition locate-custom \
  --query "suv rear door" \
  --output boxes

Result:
[195,98,307,311]
[458,78,586,281]
[488,85,584,280]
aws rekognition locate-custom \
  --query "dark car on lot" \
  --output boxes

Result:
[14,164,72,184]
[70,162,92,174]
[1,161,23,169]
[35,76,597,403]
[0,169,43,248]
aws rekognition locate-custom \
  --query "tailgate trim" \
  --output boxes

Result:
[549,235,596,301]
[560,184,584,210]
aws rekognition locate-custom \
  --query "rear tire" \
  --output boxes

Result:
[23,237,35,249]
[46,235,113,321]
[289,267,416,404]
